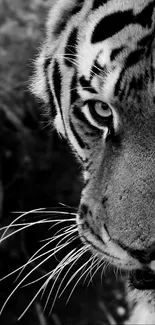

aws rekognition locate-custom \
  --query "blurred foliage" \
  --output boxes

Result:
[0,0,128,324]
[0,0,82,217]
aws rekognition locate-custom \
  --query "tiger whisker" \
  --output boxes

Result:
[44,245,87,313]
[0,221,47,244]
[53,232,77,262]
[18,279,48,320]
[87,258,103,287]
[23,242,79,289]
[100,260,108,285]
[43,247,82,312]
[12,210,77,214]
[18,247,79,321]
[58,202,77,210]
[56,52,102,78]
[83,253,98,285]
[41,247,78,301]
[0,230,76,283]
[22,247,78,290]
[15,227,77,282]
[43,248,81,309]
[58,252,92,300]
[22,271,52,287]
[64,255,94,306]
[61,47,103,74]
[25,243,79,291]
[0,217,76,243]
[0,233,78,315]
[48,220,76,232]
[40,223,77,242]
[0,223,42,231]
[59,48,103,77]
[1,208,46,239]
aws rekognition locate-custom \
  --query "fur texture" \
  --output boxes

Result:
[32,0,155,322]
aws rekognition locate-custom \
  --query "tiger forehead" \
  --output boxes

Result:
[77,0,155,64]
[75,0,155,104]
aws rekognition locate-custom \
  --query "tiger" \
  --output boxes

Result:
[31,0,155,323]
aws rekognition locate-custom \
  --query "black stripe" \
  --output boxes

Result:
[125,48,145,68]
[44,58,51,71]
[71,74,80,106]
[138,32,154,48]
[114,48,145,97]
[110,46,125,61]
[85,160,93,171]
[79,76,97,93]
[52,60,67,136]
[72,0,84,14]
[46,80,57,119]
[92,0,109,10]
[92,1,155,44]
[73,106,101,134]
[126,75,144,98]
[118,81,127,102]
[54,10,71,37]
[92,10,133,43]
[69,119,88,149]
[138,27,155,58]
[137,0,155,29]
[64,28,78,68]
[53,60,61,109]
[114,69,125,97]
[53,0,83,37]
[44,58,57,119]
[144,68,150,83]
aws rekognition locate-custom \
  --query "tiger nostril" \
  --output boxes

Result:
[102,196,108,208]
[79,203,88,220]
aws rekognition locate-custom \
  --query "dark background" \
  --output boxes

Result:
[0,0,128,324]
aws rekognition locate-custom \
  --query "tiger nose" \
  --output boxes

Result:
[128,245,155,264]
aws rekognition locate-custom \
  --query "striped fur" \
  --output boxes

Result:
[32,0,155,323]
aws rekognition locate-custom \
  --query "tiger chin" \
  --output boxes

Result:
[31,0,155,323]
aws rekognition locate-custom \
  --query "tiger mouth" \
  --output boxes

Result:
[130,269,155,290]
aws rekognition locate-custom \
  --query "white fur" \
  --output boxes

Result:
[127,302,155,325]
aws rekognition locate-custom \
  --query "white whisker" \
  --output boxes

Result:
[65,255,94,305]
[43,247,80,312]
[40,223,77,242]
[18,247,79,320]
[0,234,78,315]
[0,218,76,244]
[83,253,98,286]
[41,246,81,306]
[0,225,77,283]
[15,227,77,282]
[45,246,87,313]
[87,257,102,287]
[1,208,45,239]
[58,252,92,300]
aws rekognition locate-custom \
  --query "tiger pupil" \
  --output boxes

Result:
[95,101,111,117]
[96,102,108,110]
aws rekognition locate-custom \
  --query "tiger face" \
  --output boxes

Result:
[31,0,155,318]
